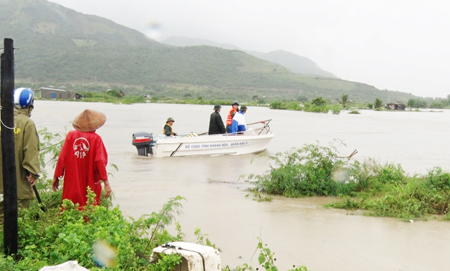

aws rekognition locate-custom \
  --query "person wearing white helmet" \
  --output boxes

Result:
[0,87,40,224]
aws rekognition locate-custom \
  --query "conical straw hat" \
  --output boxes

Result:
[72,109,106,132]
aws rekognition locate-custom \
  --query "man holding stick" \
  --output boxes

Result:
[0,88,41,224]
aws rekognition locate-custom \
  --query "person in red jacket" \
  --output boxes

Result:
[226,101,239,132]
[52,109,112,209]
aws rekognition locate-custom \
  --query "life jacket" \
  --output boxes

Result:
[226,108,238,126]
[163,123,173,135]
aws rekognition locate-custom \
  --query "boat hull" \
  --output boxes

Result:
[153,132,274,157]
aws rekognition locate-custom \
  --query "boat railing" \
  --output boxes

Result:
[176,119,272,137]
[247,119,272,135]
[225,119,272,136]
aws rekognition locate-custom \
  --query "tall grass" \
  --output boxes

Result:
[250,142,450,220]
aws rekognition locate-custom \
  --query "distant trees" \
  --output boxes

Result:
[269,101,284,109]
[429,100,449,108]
[338,94,349,108]
[311,97,327,106]
[374,98,383,109]
[407,99,427,108]
[106,89,122,98]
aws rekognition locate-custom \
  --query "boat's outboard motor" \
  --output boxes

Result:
[132,132,154,156]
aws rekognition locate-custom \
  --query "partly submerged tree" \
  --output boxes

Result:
[339,94,349,108]
[374,98,383,109]
[311,96,327,106]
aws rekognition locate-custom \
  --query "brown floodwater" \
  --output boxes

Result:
[34,101,450,271]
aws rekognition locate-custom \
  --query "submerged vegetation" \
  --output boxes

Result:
[249,141,450,221]
[1,128,310,270]
[231,237,308,271]
[39,87,450,115]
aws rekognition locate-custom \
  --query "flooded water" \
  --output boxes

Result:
[34,101,450,271]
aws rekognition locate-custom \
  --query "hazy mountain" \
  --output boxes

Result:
[162,36,336,78]
[0,0,416,103]
[246,50,336,78]
[0,0,163,48]
[162,36,240,50]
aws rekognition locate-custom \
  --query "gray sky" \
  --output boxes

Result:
[48,0,450,98]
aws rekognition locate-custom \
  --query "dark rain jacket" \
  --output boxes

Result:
[0,109,40,200]
[163,123,175,136]
[208,111,226,135]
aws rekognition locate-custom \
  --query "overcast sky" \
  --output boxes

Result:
[48,0,450,98]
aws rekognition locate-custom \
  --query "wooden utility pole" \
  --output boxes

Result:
[1,38,18,255]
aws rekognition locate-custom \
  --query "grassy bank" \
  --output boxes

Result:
[249,141,450,221]
[42,91,373,114]
[46,90,450,114]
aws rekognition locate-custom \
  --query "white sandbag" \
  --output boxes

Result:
[39,261,89,271]
[151,242,221,271]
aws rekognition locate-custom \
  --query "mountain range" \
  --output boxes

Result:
[0,0,417,103]
[162,36,336,78]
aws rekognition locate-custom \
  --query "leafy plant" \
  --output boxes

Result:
[194,228,221,251]
[311,96,327,106]
[233,237,308,271]
[329,165,450,220]
[250,141,353,197]
[38,127,67,181]
[374,98,383,109]
[0,190,186,270]
[339,94,349,108]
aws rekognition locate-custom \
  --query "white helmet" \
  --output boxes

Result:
[14,87,34,109]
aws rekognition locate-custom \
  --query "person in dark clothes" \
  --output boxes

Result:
[163,117,177,136]
[208,105,226,135]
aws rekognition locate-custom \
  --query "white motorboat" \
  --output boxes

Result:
[132,120,274,157]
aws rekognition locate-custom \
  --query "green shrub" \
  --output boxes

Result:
[251,142,353,197]
[269,101,286,109]
[249,141,450,220]
[0,189,185,270]
[233,237,308,271]
[330,166,450,220]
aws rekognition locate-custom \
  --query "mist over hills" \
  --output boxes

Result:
[163,36,336,78]
[162,36,241,51]
[0,0,417,103]
[246,50,336,78]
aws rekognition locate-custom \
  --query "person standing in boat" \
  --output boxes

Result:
[229,106,247,134]
[52,109,112,209]
[226,101,239,132]
[208,105,226,135]
[164,117,177,136]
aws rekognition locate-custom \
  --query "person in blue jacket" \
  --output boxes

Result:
[229,106,247,134]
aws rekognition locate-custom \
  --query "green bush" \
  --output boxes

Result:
[374,98,383,109]
[330,166,450,220]
[0,189,185,270]
[251,142,352,197]
[232,237,308,271]
[249,140,450,220]
[269,101,286,109]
